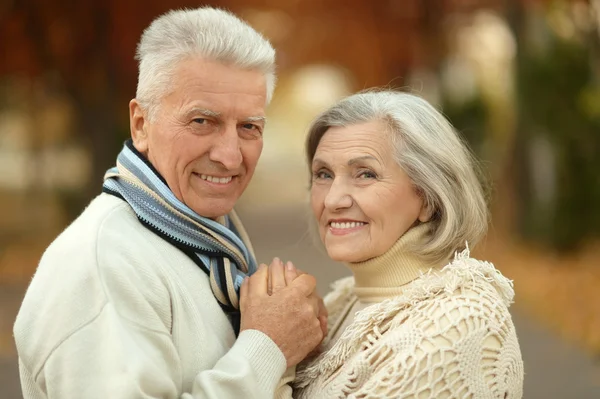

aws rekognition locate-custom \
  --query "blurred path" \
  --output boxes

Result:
[1,204,599,398]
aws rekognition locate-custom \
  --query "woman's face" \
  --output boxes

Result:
[310,121,429,263]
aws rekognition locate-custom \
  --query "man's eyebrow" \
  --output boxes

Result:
[243,116,267,124]
[183,108,265,124]
[185,108,221,118]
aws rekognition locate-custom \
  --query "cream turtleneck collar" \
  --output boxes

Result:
[347,223,444,302]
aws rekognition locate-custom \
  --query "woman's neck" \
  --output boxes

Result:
[346,223,444,302]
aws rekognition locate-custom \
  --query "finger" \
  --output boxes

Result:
[318,297,328,319]
[308,294,320,317]
[284,261,298,286]
[249,263,269,296]
[308,346,322,359]
[318,314,328,338]
[239,277,249,310]
[289,273,317,297]
[270,258,286,293]
[317,297,328,336]
[266,261,272,295]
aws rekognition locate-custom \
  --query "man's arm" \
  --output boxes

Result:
[20,276,288,399]
[17,266,321,398]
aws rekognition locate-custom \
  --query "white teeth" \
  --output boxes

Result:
[200,174,232,184]
[330,222,365,229]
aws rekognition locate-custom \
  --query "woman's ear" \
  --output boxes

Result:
[129,99,149,154]
[418,202,433,223]
[415,187,433,223]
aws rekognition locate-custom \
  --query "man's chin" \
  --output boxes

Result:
[189,199,237,220]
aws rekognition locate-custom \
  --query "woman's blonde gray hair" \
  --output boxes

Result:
[135,7,276,121]
[306,90,490,263]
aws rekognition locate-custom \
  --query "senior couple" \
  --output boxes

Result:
[14,7,524,399]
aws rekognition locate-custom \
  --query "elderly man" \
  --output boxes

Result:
[14,7,324,399]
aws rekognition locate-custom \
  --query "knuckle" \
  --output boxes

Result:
[304,274,317,286]
[312,318,321,330]
[304,302,317,316]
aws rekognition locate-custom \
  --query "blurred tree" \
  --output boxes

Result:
[513,2,600,251]
[0,0,219,215]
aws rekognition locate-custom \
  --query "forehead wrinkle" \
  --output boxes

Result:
[318,134,387,168]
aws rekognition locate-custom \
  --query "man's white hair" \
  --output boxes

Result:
[306,90,490,263]
[135,7,276,121]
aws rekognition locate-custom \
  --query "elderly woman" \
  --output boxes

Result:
[290,90,524,398]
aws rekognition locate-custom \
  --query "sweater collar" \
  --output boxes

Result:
[346,222,443,302]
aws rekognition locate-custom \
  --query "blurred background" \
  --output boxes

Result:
[1,0,599,397]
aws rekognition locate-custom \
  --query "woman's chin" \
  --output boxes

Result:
[326,247,369,263]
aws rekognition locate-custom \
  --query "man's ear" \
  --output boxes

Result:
[129,99,149,154]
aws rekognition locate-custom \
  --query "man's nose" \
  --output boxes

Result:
[209,125,243,170]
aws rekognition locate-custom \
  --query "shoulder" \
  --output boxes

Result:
[364,253,521,372]
[404,249,515,310]
[38,194,137,262]
[390,250,516,331]
[24,193,166,293]
[14,194,175,372]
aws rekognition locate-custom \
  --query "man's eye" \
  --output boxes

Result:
[242,123,258,130]
[193,118,207,124]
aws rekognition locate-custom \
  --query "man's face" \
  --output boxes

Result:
[130,57,267,219]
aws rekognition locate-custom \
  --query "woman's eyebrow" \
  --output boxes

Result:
[312,157,329,168]
[347,155,378,166]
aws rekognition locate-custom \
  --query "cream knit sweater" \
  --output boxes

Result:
[14,194,291,399]
[293,224,524,399]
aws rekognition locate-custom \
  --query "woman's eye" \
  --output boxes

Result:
[358,170,377,179]
[313,170,332,180]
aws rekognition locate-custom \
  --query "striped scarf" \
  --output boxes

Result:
[102,140,258,333]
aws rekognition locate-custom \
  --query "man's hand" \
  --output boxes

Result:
[239,262,324,368]
[271,259,328,360]
[267,259,328,340]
